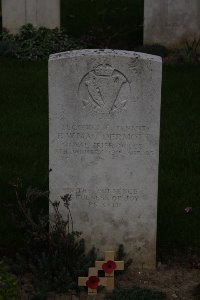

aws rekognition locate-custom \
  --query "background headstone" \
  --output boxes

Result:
[144,0,200,48]
[49,49,162,269]
[2,0,60,33]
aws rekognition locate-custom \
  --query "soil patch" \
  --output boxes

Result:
[18,264,200,299]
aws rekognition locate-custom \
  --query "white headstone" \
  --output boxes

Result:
[49,49,162,269]
[144,0,200,48]
[2,0,60,33]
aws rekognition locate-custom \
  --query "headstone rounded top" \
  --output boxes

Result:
[49,49,162,63]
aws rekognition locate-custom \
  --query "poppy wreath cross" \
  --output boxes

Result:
[78,267,107,295]
[95,251,124,291]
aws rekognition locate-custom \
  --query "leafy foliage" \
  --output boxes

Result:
[5,180,97,298]
[61,0,144,49]
[106,286,166,300]
[0,24,81,60]
[0,261,18,300]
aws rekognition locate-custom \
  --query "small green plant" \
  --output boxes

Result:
[193,284,200,299]
[0,24,82,60]
[106,286,166,300]
[116,244,132,270]
[0,261,18,300]
[184,39,200,63]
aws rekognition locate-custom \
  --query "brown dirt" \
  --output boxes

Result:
[117,265,200,300]
[18,264,200,300]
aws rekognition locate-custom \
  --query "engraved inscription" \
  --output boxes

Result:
[64,187,140,209]
[55,123,155,159]
[78,64,131,114]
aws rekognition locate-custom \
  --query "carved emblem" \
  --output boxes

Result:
[78,64,131,113]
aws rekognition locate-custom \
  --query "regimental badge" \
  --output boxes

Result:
[78,64,131,114]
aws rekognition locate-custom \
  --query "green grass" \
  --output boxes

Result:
[106,286,166,300]
[0,59,48,249]
[0,59,48,187]
[0,59,200,254]
[158,64,200,250]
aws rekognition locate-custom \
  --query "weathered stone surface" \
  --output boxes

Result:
[144,0,200,48]
[49,49,162,269]
[2,0,60,33]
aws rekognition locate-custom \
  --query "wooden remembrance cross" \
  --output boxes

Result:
[95,251,124,291]
[78,267,107,295]
[78,251,124,295]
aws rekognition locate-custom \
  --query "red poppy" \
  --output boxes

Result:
[86,276,100,289]
[102,260,117,274]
